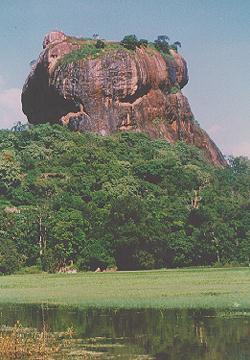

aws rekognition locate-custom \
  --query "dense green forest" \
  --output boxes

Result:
[0,124,249,273]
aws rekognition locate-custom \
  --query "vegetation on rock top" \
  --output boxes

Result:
[57,40,125,66]
[57,34,179,66]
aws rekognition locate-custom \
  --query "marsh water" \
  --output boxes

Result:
[0,304,250,359]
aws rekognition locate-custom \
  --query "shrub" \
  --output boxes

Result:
[0,239,23,274]
[120,34,138,50]
[154,35,170,54]
[95,39,105,49]
[170,85,180,94]
[152,116,164,126]
[76,239,116,271]
[59,44,100,65]
[135,250,156,269]
[41,249,58,273]
[138,39,148,47]
[16,265,43,274]
[170,41,181,52]
[0,151,22,195]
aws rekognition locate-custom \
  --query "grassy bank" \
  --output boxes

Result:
[1,267,250,310]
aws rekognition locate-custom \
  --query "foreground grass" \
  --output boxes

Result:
[1,268,250,310]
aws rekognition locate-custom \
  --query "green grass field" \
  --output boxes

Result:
[1,267,250,310]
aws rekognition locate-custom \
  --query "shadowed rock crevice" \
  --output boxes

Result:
[120,84,151,104]
[22,63,81,124]
[22,31,227,167]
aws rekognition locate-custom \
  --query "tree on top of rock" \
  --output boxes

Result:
[120,34,139,50]
[154,35,170,53]
[170,41,182,52]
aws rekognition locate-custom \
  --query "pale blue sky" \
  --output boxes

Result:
[0,0,249,157]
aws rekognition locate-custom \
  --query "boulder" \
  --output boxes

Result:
[22,31,226,166]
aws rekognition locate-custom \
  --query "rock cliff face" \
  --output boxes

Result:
[22,31,226,166]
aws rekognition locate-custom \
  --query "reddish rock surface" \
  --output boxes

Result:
[22,31,226,166]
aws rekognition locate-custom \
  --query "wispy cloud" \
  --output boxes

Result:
[229,142,250,159]
[0,75,4,89]
[0,87,26,129]
[207,124,223,135]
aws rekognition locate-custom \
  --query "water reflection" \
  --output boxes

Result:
[0,304,250,359]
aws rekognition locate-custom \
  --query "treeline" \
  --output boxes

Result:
[0,125,249,273]
[120,34,181,53]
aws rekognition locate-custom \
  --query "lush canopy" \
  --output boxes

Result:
[0,125,249,273]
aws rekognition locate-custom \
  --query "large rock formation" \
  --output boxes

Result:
[22,31,226,166]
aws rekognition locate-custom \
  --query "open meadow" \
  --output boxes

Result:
[1,267,250,310]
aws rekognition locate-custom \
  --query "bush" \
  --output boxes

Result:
[16,265,43,274]
[213,261,246,268]
[120,35,149,50]
[0,239,23,274]
[58,44,101,65]
[154,35,170,54]
[41,249,58,273]
[0,151,22,195]
[77,240,116,271]
[120,34,138,50]
[138,39,148,47]
[170,41,181,52]
[135,250,156,270]
[170,85,180,94]
[154,40,169,54]
[95,39,105,49]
